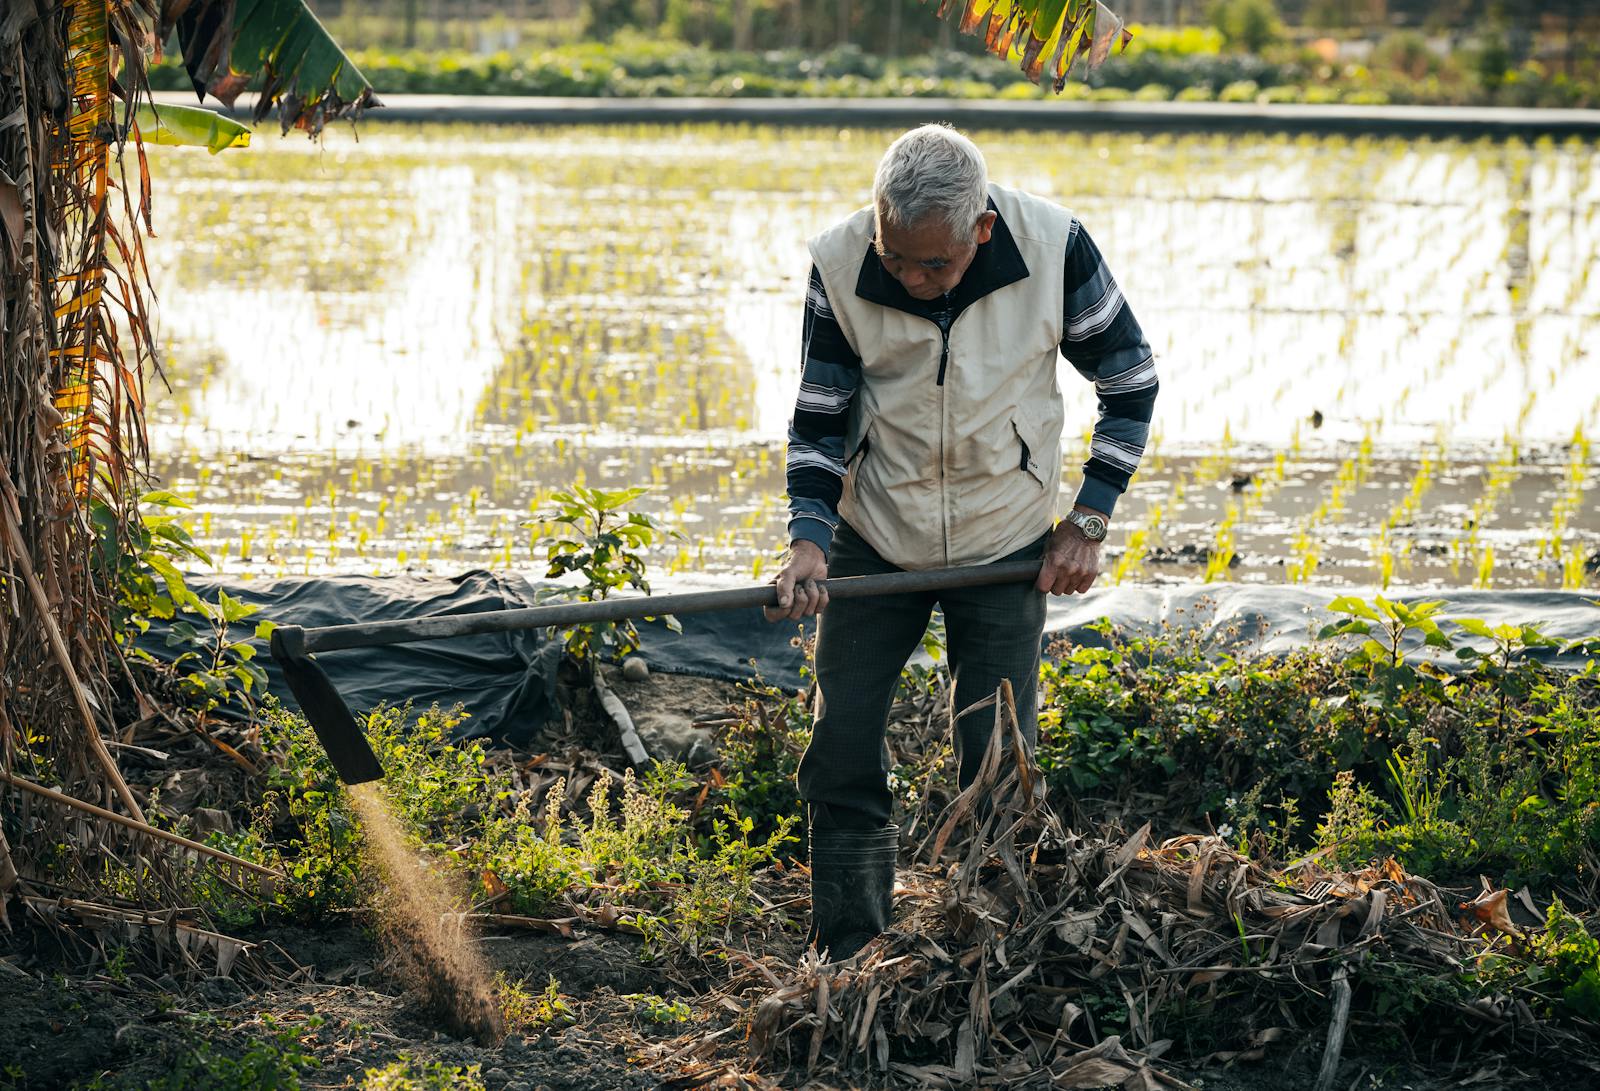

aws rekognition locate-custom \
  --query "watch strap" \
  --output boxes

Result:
[1065,509,1108,541]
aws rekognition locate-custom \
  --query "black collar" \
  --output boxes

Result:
[853,196,1030,322]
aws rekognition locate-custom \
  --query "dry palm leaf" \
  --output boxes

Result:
[657,683,1600,1087]
[924,0,1134,91]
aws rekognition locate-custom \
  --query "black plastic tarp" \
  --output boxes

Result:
[137,572,1598,746]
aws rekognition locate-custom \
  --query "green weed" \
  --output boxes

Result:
[1034,596,1600,886]
[1470,899,1600,1022]
[498,973,576,1030]
[624,992,693,1024]
[247,700,498,917]
[476,763,797,958]
[142,1015,320,1091]
[716,675,812,853]
[358,1056,484,1091]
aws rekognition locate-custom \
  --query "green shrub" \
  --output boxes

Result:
[1035,598,1600,888]
[1471,899,1600,1023]
[475,762,797,956]
[1341,87,1392,106]
[143,38,1599,108]
[1124,24,1224,57]
[1371,31,1443,81]
[1207,0,1284,54]
[716,680,810,853]
[249,700,496,916]
[533,484,680,662]
[1534,900,1600,1020]
[97,490,276,718]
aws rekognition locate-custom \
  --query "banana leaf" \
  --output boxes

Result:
[133,102,251,153]
[930,0,1133,91]
[159,0,379,135]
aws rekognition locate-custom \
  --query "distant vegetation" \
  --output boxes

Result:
[149,0,1600,107]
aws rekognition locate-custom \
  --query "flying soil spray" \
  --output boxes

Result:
[349,783,505,1045]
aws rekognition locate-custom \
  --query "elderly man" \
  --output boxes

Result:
[765,124,1159,961]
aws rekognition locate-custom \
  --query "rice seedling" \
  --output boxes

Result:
[134,125,1598,587]
[1455,435,1524,581]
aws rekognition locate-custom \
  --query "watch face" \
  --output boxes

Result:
[1078,513,1107,539]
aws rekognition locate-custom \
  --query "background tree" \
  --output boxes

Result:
[0,0,374,911]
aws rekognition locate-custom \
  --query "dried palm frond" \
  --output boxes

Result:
[4,0,192,910]
[52,0,159,510]
[925,0,1135,91]
[654,683,1600,1088]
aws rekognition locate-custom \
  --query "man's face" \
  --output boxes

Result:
[874,210,996,301]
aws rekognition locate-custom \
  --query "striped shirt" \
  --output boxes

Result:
[787,216,1159,555]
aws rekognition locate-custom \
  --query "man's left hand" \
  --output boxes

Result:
[1036,513,1104,595]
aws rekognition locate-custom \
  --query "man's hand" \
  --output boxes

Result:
[765,539,830,621]
[1036,512,1104,595]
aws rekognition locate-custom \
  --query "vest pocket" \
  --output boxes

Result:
[1012,416,1046,488]
[846,425,874,469]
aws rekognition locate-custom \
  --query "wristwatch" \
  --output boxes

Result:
[1064,509,1109,542]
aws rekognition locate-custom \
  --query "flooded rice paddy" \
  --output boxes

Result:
[145,123,1600,589]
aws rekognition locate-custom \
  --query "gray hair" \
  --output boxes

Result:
[873,124,989,240]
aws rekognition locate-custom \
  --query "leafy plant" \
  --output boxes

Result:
[254,700,495,916]
[95,490,276,717]
[1208,0,1284,54]
[1034,599,1600,887]
[144,1015,320,1091]
[1531,900,1600,1020]
[624,991,693,1024]
[359,1057,485,1091]
[498,973,576,1029]
[1471,899,1600,1023]
[532,485,681,661]
[717,676,812,852]
[1318,594,1453,701]
[475,762,796,957]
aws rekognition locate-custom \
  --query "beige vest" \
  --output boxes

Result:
[808,183,1072,570]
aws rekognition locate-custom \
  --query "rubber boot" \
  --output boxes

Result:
[807,824,898,962]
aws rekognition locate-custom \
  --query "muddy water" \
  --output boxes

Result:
[144,124,1600,589]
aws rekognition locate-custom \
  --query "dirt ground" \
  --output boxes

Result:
[4,675,1594,1090]
[0,910,1580,1091]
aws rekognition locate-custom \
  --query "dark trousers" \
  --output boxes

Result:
[798,521,1049,830]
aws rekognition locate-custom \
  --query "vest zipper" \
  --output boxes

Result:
[936,314,952,563]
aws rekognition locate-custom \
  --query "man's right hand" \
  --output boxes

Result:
[764,539,829,622]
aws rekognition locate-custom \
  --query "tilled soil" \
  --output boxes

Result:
[0,924,675,1090]
[1,918,1581,1091]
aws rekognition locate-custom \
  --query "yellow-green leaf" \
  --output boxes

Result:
[133,103,251,154]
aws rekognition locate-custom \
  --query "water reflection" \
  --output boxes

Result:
[144,124,1600,588]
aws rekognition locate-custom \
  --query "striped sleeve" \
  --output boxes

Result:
[785,266,862,556]
[1060,220,1158,517]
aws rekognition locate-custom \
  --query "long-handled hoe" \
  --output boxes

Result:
[270,559,1044,784]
